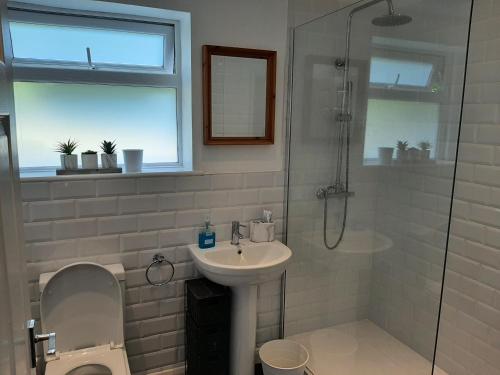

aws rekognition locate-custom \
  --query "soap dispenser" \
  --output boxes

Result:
[198,215,216,249]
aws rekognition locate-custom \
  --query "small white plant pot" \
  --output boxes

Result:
[420,149,431,161]
[123,149,143,173]
[378,147,394,165]
[101,153,118,169]
[81,153,98,169]
[60,154,78,170]
[396,149,408,163]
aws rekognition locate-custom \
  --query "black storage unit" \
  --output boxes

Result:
[185,278,231,375]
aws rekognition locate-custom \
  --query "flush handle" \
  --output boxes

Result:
[27,319,56,368]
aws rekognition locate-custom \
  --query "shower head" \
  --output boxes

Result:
[349,0,412,27]
[372,0,412,27]
[372,13,412,27]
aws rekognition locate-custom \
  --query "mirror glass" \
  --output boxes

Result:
[210,55,267,138]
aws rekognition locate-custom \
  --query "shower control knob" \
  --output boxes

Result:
[316,187,327,200]
[334,58,346,69]
[316,185,354,200]
[316,186,335,199]
[336,112,352,122]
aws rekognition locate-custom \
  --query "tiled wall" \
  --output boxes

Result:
[21,172,284,375]
[436,1,500,374]
[371,164,456,360]
[285,165,378,336]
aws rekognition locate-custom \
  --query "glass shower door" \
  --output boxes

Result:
[285,1,472,374]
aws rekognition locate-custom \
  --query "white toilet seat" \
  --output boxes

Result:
[45,345,131,375]
[39,263,130,375]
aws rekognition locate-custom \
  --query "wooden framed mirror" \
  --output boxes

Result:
[203,45,276,145]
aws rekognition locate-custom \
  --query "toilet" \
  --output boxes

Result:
[39,262,131,375]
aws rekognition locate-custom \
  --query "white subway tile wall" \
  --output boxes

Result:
[21,172,284,375]
[436,1,500,374]
[371,164,456,360]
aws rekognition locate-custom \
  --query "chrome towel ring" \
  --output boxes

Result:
[145,254,175,287]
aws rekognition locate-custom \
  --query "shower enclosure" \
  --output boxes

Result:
[284,0,473,374]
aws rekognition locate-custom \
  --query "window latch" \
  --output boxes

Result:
[86,47,96,70]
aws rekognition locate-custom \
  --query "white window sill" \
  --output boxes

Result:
[362,159,452,167]
[20,166,202,182]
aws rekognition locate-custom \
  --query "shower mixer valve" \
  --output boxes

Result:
[336,112,352,122]
[316,184,355,200]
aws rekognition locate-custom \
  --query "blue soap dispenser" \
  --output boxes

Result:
[198,215,216,249]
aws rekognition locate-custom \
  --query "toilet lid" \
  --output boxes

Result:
[40,262,124,353]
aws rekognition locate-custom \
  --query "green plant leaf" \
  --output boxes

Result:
[100,140,117,154]
[55,138,78,155]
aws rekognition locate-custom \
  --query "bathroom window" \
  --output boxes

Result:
[369,57,434,89]
[9,14,174,72]
[363,48,444,163]
[368,48,444,92]
[9,6,192,175]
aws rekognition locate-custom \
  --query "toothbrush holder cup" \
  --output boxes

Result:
[250,221,275,243]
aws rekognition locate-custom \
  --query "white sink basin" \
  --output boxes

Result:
[188,239,292,375]
[188,239,292,286]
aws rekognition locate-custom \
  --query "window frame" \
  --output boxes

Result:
[368,48,445,99]
[8,4,189,175]
[9,9,176,75]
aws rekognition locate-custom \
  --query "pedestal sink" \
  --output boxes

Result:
[188,239,292,375]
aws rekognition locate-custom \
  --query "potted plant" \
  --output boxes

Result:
[81,150,98,169]
[100,140,118,169]
[55,139,78,170]
[396,140,408,163]
[419,141,431,161]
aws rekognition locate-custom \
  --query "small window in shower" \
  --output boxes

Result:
[363,47,444,163]
[368,45,444,93]
[370,57,434,88]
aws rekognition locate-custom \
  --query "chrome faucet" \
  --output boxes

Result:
[231,221,246,245]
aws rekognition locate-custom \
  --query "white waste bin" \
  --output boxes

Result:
[259,340,309,375]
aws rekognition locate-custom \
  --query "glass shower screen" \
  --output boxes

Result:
[284,0,472,374]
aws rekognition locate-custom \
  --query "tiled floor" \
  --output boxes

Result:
[287,320,447,375]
